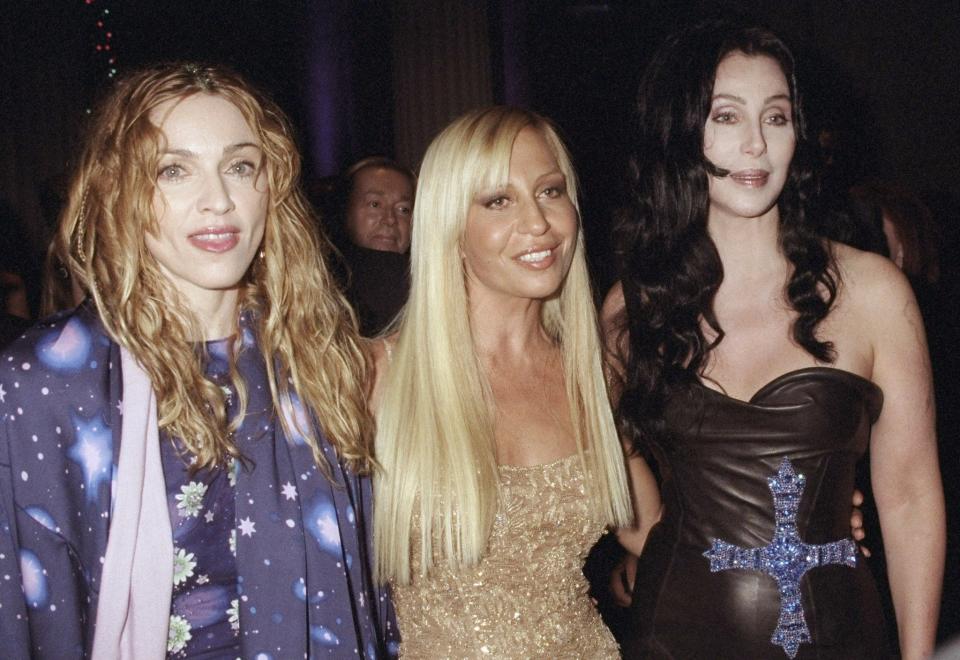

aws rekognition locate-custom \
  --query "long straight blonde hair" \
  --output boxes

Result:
[55,63,373,474]
[374,107,632,585]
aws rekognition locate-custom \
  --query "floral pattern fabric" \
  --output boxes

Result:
[160,335,239,658]
[0,303,397,658]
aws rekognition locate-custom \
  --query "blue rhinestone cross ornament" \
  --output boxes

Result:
[703,458,857,658]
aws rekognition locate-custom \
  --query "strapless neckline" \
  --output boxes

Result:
[624,366,890,658]
[696,366,881,406]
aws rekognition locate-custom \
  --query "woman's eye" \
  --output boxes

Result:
[228,160,257,177]
[485,196,509,210]
[540,186,564,199]
[368,200,380,209]
[712,111,737,124]
[397,205,412,216]
[158,164,185,180]
[765,113,790,126]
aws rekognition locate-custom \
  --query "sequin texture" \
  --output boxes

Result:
[703,458,857,658]
[392,454,618,658]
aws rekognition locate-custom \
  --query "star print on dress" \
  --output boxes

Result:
[67,411,113,503]
[0,306,396,658]
[238,517,256,537]
[24,506,57,534]
[304,494,342,555]
[279,392,311,446]
[311,625,341,648]
[36,316,92,372]
[19,549,49,609]
[703,458,857,658]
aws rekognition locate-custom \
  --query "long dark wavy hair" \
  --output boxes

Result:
[615,21,837,454]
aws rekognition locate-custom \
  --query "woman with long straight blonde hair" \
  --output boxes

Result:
[0,63,394,658]
[372,106,632,657]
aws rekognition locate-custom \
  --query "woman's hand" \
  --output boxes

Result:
[850,488,870,558]
[609,552,638,607]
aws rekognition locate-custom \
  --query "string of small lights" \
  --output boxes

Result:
[84,0,118,81]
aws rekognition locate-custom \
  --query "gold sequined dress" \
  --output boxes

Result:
[391,454,619,659]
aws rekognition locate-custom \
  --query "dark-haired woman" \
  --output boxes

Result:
[605,23,944,659]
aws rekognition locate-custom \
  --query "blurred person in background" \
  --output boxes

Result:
[323,157,415,336]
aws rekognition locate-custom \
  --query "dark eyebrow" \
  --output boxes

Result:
[712,93,791,105]
[712,93,746,104]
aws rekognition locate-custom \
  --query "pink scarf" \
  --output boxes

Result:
[91,348,173,659]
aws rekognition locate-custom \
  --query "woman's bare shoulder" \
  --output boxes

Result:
[829,242,925,370]
[832,241,914,310]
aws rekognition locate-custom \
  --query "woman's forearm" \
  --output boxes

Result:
[879,489,945,659]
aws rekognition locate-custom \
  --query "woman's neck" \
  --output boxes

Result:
[469,294,552,365]
[708,207,787,286]
[184,288,240,341]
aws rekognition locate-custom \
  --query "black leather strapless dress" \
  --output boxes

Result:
[621,367,890,659]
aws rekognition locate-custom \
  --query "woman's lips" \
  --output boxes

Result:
[188,227,240,253]
[514,247,557,270]
[729,169,770,187]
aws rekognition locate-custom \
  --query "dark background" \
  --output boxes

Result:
[1,0,957,647]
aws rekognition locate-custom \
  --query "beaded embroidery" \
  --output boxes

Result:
[703,458,857,658]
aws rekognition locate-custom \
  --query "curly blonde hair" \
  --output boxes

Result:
[54,63,373,473]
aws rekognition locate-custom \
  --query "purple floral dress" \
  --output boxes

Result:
[0,303,398,658]
[160,337,239,657]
